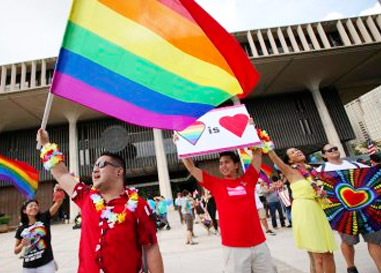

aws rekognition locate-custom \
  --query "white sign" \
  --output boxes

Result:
[175,104,260,158]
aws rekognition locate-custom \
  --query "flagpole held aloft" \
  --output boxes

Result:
[36,92,54,149]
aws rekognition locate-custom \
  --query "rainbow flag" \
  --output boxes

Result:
[0,155,39,199]
[51,0,259,130]
[238,148,272,184]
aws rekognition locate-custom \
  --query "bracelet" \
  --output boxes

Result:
[40,143,64,171]
[257,129,275,154]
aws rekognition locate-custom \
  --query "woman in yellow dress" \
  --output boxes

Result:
[268,147,337,273]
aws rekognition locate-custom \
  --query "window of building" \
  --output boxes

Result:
[326,31,343,47]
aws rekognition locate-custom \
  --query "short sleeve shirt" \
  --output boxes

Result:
[72,183,157,273]
[202,165,266,247]
[15,211,53,268]
[316,160,369,172]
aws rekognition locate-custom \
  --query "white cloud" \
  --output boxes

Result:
[323,12,345,21]
[359,2,381,16]
[196,0,239,30]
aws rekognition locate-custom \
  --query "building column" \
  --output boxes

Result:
[317,23,331,49]
[30,61,37,88]
[68,116,80,222]
[153,128,173,203]
[309,85,346,156]
[20,63,27,90]
[10,64,16,91]
[0,66,6,93]
[40,59,46,86]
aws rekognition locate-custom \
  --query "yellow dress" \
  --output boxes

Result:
[291,179,337,253]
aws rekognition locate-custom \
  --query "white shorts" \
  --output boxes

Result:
[223,242,275,273]
[23,260,56,273]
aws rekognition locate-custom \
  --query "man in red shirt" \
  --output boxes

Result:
[182,149,275,273]
[37,129,164,273]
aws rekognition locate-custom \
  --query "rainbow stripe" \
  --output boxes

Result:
[52,0,259,130]
[238,149,273,183]
[0,155,39,199]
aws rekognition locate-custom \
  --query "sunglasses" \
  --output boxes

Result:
[93,161,121,171]
[324,147,338,153]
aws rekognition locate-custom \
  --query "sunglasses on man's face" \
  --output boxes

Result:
[93,161,120,171]
[324,147,338,153]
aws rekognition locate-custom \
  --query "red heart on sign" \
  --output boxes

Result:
[219,114,249,137]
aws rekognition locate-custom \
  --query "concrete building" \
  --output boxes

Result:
[1,14,381,224]
[345,86,381,142]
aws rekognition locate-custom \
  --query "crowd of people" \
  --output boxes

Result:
[10,129,380,273]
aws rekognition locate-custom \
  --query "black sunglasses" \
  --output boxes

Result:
[324,147,338,153]
[93,161,121,171]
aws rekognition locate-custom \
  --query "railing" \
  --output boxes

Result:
[1,14,380,94]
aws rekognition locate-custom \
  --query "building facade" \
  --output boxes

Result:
[1,14,381,224]
[345,86,381,143]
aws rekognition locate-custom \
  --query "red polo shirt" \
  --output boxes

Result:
[202,165,266,247]
[72,183,157,273]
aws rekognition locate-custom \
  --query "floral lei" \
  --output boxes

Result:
[292,164,326,198]
[90,187,139,228]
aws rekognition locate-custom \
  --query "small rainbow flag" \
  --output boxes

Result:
[238,148,272,184]
[51,0,259,130]
[0,155,39,199]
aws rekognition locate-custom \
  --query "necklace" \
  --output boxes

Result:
[90,187,139,228]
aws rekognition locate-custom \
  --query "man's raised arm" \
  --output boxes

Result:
[182,158,203,182]
[37,129,78,196]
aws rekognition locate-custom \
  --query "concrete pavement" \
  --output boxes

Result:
[0,211,378,272]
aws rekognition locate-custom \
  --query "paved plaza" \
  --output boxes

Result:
[0,211,378,273]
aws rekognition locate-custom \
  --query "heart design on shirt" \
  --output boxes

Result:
[219,114,249,137]
[335,184,376,211]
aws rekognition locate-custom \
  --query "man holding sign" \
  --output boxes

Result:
[181,148,276,273]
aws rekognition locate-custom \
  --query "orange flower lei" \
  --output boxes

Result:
[90,187,139,228]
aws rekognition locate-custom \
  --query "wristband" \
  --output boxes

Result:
[40,143,64,171]
[257,129,275,154]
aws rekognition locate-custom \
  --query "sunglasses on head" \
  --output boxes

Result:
[93,160,120,171]
[324,147,338,153]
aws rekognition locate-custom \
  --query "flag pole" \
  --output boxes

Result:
[36,92,54,149]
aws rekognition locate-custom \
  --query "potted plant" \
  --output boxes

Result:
[0,215,11,233]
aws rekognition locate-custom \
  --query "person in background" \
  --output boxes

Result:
[156,196,171,230]
[262,177,286,229]
[205,192,219,235]
[14,186,65,273]
[174,192,184,224]
[181,190,197,245]
[370,154,381,167]
[255,183,275,235]
[272,176,292,227]
[318,143,381,273]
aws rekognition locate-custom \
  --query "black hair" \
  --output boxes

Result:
[20,199,40,225]
[271,175,279,182]
[282,147,306,165]
[370,154,381,163]
[282,153,291,165]
[321,144,329,162]
[182,189,190,196]
[219,151,240,163]
[100,152,126,176]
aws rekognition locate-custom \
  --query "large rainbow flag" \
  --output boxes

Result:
[0,155,39,199]
[51,0,259,130]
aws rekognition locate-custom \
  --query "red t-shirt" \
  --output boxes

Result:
[72,183,157,273]
[202,165,265,247]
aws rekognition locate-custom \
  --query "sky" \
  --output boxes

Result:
[0,0,380,65]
